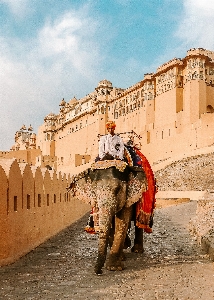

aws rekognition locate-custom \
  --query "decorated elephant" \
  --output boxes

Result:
[68,158,152,275]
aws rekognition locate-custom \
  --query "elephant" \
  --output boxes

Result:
[68,159,147,275]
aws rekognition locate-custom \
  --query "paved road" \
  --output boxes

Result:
[0,201,213,300]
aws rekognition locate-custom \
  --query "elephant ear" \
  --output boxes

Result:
[126,170,147,207]
[74,177,97,206]
[69,170,97,206]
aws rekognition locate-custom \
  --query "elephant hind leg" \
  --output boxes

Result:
[131,226,144,253]
[123,232,131,249]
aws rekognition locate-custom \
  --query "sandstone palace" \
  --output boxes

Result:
[2,48,214,174]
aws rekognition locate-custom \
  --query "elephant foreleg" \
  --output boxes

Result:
[107,206,132,271]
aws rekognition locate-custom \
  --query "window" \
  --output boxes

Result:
[14,196,18,211]
[38,194,41,207]
[147,131,150,144]
[27,194,30,209]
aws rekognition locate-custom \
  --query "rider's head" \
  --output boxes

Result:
[106,121,116,135]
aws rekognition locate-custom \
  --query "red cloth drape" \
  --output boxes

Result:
[134,148,157,233]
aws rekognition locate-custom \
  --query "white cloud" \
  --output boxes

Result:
[0,0,29,16]
[37,11,101,78]
[0,7,105,150]
[175,0,214,50]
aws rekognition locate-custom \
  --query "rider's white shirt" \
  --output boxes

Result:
[99,134,124,160]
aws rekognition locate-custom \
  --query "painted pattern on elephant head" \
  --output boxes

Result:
[75,177,97,207]
[95,179,127,232]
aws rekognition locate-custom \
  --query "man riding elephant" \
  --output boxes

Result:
[68,121,155,274]
[86,121,155,247]
[97,120,125,161]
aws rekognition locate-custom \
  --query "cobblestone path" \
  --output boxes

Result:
[0,201,213,300]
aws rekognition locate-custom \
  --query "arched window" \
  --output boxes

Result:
[207,105,214,113]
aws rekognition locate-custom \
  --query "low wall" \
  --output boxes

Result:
[0,159,90,267]
[189,192,214,244]
[189,194,214,260]
[156,191,205,201]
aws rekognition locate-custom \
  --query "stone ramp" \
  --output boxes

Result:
[0,202,213,300]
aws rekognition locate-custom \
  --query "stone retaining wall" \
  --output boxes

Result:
[189,193,214,260]
[189,193,214,242]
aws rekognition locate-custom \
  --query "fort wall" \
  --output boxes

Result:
[6,48,214,176]
[45,49,214,173]
[0,159,90,267]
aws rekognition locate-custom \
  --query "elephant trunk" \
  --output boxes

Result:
[94,229,110,275]
[94,197,116,275]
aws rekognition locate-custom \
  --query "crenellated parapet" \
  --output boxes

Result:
[0,159,71,215]
[0,159,90,266]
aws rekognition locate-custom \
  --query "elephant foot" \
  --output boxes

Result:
[106,265,124,271]
[131,244,144,253]
[106,254,125,271]
[120,251,126,261]
[95,269,103,275]
[94,265,103,275]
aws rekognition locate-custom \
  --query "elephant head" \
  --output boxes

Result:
[68,160,147,274]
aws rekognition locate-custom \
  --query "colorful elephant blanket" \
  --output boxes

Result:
[130,147,157,233]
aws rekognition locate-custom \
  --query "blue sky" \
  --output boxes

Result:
[1,0,214,150]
